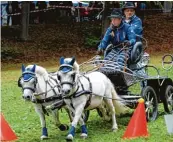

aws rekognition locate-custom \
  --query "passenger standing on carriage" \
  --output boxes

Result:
[97,9,136,69]
[122,2,143,41]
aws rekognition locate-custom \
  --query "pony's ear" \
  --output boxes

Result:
[60,57,64,65]
[31,64,36,73]
[70,56,75,66]
[22,64,25,72]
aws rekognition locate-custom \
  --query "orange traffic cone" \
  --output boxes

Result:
[0,113,18,141]
[122,98,149,139]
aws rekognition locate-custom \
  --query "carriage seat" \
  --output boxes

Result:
[129,42,143,64]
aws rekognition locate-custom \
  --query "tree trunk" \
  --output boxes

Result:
[101,2,110,38]
[21,2,30,41]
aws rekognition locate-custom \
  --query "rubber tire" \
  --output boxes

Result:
[141,86,158,121]
[164,85,173,113]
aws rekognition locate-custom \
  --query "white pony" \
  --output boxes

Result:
[57,57,127,141]
[18,64,69,140]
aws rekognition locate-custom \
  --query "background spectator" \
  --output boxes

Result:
[6,1,13,26]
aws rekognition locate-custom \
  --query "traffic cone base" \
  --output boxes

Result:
[0,113,18,141]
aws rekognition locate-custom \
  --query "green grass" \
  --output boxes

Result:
[1,55,173,142]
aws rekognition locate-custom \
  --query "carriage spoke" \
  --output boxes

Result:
[150,97,154,104]
[147,108,150,120]
[145,91,155,120]
[146,92,150,102]
[145,107,149,112]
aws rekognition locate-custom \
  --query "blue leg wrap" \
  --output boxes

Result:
[68,126,75,137]
[42,127,48,136]
[81,125,88,134]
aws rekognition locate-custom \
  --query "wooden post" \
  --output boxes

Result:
[21,1,30,41]
[101,2,110,38]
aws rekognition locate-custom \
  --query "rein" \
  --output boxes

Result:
[33,83,61,96]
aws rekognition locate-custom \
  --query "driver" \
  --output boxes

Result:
[97,9,136,68]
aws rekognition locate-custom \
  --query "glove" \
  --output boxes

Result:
[124,40,131,46]
[110,24,115,30]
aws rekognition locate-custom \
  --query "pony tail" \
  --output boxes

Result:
[111,84,128,114]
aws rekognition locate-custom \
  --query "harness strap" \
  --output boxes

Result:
[49,76,61,93]
[70,99,75,110]
[78,79,84,91]
[23,87,35,92]
[63,75,93,109]
[84,76,92,109]
[50,100,66,110]
[32,96,62,104]
[45,80,48,99]
[47,81,57,96]
[42,105,49,116]
[63,86,79,99]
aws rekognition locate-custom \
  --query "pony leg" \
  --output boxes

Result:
[104,99,118,131]
[98,103,111,121]
[34,104,48,140]
[79,117,88,139]
[66,102,86,141]
[67,108,87,138]
[64,106,73,122]
[52,110,69,131]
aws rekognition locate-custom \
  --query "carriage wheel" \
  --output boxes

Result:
[141,86,158,121]
[83,110,90,122]
[164,85,173,113]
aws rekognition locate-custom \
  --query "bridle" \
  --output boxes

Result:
[18,72,63,104]
[58,64,77,89]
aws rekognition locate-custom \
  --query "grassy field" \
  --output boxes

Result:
[1,54,173,142]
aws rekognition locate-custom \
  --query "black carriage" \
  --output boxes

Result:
[79,42,173,121]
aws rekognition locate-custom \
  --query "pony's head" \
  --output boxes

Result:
[18,64,37,101]
[57,57,78,97]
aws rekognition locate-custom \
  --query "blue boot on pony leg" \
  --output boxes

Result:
[66,125,88,141]
[66,126,75,141]
[41,127,48,140]
[80,125,88,139]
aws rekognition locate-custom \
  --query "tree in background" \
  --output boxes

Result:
[21,1,30,41]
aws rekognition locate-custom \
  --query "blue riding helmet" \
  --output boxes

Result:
[59,57,75,73]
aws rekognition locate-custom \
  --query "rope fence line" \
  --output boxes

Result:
[1,4,173,18]
[1,5,103,18]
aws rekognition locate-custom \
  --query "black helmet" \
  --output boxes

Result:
[122,2,136,11]
[108,9,123,19]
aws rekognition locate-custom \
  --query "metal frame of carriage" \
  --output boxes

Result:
[79,44,173,121]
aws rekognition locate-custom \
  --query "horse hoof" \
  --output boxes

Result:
[66,134,73,141]
[40,135,48,140]
[112,128,118,132]
[80,133,88,139]
[59,124,69,131]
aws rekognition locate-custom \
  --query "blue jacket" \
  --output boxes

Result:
[124,15,143,37]
[98,22,136,50]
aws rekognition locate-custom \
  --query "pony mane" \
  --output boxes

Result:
[26,65,49,80]
[64,58,79,74]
